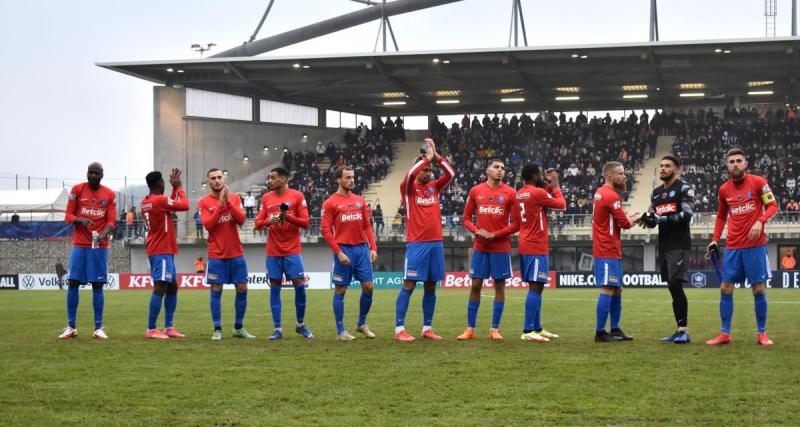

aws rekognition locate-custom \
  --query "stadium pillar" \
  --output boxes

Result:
[318,109,327,128]
[252,98,260,123]
[793,0,797,36]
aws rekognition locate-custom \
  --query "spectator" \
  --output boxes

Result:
[126,207,136,238]
[781,250,796,270]
[373,203,385,235]
[194,256,206,274]
[194,208,203,238]
[10,211,19,223]
[244,192,256,219]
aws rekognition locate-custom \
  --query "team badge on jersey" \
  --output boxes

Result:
[498,196,505,203]
[669,191,675,197]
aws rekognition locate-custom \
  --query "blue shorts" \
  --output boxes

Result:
[331,244,373,286]
[520,255,549,283]
[470,250,512,280]
[68,247,108,283]
[266,254,305,281]
[404,241,444,282]
[594,258,623,287]
[722,245,772,285]
[149,254,176,283]
[206,256,248,285]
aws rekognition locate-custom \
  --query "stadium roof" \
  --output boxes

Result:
[99,37,800,116]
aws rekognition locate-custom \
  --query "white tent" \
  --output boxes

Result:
[0,188,69,221]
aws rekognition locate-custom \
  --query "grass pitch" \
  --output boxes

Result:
[1,288,799,426]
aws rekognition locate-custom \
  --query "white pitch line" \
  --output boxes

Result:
[479,293,800,304]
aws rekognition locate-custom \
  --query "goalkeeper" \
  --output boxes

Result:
[636,155,694,344]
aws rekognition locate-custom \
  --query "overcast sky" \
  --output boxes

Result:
[0,0,793,189]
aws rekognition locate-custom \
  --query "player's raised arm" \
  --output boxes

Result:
[609,194,635,230]
[228,193,246,225]
[166,169,190,212]
[200,199,224,231]
[539,187,566,210]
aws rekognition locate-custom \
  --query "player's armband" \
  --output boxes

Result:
[761,184,775,204]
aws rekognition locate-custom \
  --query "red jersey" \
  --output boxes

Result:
[321,192,377,254]
[255,188,309,256]
[512,185,566,255]
[462,182,517,253]
[140,187,190,256]
[401,155,455,242]
[198,192,245,259]
[713,174,779,249]
[592,185,633,259]
[64,183,117,249]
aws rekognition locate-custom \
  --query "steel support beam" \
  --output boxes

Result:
[213,0,462,57]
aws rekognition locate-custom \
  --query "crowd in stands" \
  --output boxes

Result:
[671,106,800,214]
[281,119,402,224]
[430,111,653,219]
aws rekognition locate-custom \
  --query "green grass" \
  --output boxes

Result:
[1,288,799,426]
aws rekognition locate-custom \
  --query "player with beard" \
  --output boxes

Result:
[59,162,117,339]
[198,168,255,341]
[636,156,694,343]
[457,159,517,341]
[510,164,566,343]
[321,166,378,340]
[394,138,454,342]
[592,162,639,342]
[706,149,779,346]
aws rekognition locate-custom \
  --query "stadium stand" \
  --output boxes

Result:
[674,106,800,214]
[433,111,653,219]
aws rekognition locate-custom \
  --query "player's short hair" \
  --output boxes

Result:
[661,155,680,168]
[521,164,541,183]
[726,148,746,159]
[270,167,289,178]
[206,168,221,177]
[87,162,103,171]
[487,158,504,168]
[145,171,163,190]
[602,161,623,177]
[335,166,353,179]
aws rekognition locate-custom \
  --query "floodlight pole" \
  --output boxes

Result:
[508,0,528,47]
[649,0,659,42]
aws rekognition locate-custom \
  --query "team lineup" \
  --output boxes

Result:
[57,140,779,346]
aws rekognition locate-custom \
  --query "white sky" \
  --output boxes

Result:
[0,0,793,190]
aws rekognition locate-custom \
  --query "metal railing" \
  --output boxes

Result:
[122,212,800,244]
[8,212,800,242]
